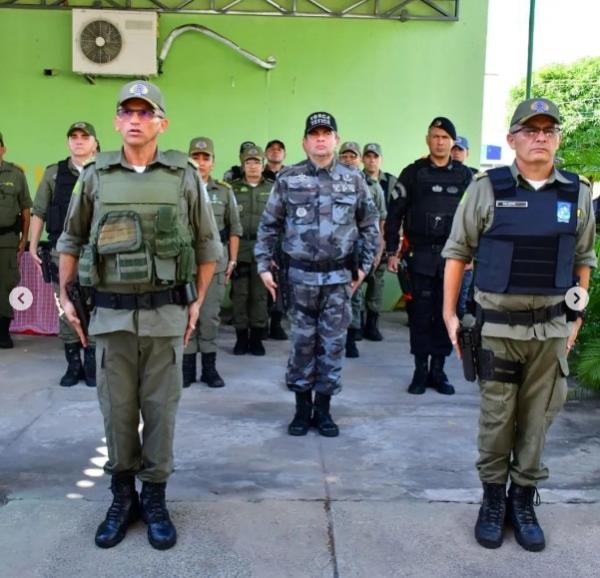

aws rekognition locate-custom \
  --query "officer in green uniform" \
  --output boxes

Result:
[443,98,596,552]
[223,141,256,183]
[230,145,274,356]
[362,142,395,341]
[183,136,242,388]
[0,131,32,349]
[338,141,386,358]
[57,80,221,550]
[29,122,98,386]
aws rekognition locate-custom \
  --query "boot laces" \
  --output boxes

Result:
[143,486,168,522]
[483,486,505,523]
[515,487,541,526]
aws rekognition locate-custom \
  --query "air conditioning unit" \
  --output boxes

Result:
[72,9,158,77]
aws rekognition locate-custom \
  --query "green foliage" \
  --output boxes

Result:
[573,237,600,391]
[509,57,600,180]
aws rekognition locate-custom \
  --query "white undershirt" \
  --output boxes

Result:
[132,165,146,174]
[525,178,548,190]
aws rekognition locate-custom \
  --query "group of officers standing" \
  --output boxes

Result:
[0,80,596,555]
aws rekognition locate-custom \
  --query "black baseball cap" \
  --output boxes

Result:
[266,139,285,150]
[304,112,337,135]
[429,117,457,140]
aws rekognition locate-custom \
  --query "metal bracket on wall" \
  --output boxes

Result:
[159,24,276,73]
[0,0,459,21]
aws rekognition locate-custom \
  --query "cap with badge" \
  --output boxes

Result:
[266,139,285,150]
[510,98,561,128]
[363,143,382,156]
[429,117,457,140]
[189,137,214,157]
[453,136,469,151]
[304,112,337,135]
[339,141,361,156]
[117,80,165,113]
[240,145,264,163]
[67,122,96,138]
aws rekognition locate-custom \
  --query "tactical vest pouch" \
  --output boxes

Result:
[97,211,142,255]
[78,244,100,287]
[426,213,451,239]
[555,234,576,288]
[154,206,179,258]
[475,237,513,292]
[176,245,196,283]
[154,256,177,285]
[115,243,152,283]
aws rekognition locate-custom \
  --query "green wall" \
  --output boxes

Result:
[1,3,488,184]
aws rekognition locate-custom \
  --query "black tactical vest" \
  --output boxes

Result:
[475,166,579,295]
[46,159,78,247]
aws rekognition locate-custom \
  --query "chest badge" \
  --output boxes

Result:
[432,185,443,193]
[557,201,571,223]
[296,207,308,218]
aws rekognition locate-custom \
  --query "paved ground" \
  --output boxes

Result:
[1,312,600,577]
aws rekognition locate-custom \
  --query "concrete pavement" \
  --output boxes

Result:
[1,312,599,577]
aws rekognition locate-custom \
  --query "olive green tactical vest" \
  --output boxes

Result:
[234,179,272,263]
[78,151,195,293]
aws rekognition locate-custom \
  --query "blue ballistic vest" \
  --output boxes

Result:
[406,163,469,246]
[475,166,579,295]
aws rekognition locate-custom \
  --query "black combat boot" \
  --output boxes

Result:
[269,311,288,340]
[507,483,545,552]
[474,483,507,549]
[249,327,266,356]
[408,355,428,394]
[60,342,83,387]
[140,482,177,550]
[345,328,359,358]
[288,390,313,436]
[0,316,14,349]
[313,392,339,437]
[428,356,455,395]
[83,346,96,387]
[200,352,225,388]
[233,329,249,355]
[364,311,383,341]
[95,476,140,549]
[182,354,196,388]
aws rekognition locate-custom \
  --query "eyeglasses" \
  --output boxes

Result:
[116,108,162,121]
[512,126,561,138]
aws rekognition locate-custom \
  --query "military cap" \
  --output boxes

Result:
[339,141,361,156]
[240,145,264,162]
[189,136,214,157]
[510,98,561,128]
[429,117,456,140]
[266,139,285,150]
[117,80,165,113]
[363,143,382,156]
[67,122,96,138]
[239,141,256,153]
[305,112,337,135]
[453,136,469,151]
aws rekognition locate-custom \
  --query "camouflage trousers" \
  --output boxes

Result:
[286,283,352,395]
[477,335,569,486]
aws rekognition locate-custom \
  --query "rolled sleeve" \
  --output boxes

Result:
[226,187,243,237]
[574,181,597,268]
[17,170,32,210]
[32,166,56,219]
[55,170,94,255]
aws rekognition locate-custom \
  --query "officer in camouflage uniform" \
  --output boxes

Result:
[29,122,98,386]
[338,141,386,358]
[443,98,596,551]
[385,117,473,395]
[230,145,273,356]
[255,112,379,437]
[57,80,221,550]
[183,136,242,388]
[0,131,31,349]
[362,142,396,341]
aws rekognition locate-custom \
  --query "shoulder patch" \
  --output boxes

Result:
[217,179,232,189]
[474,171,489,181]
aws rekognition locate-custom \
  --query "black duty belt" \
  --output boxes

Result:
[0,217,20,236]
[95,286,189,310]
[288,257,349,273]
[478,302,566,326]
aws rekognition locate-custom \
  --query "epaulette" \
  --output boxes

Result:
[216,179,232,189]
[579,175,591,188]
[474,171,489,181]
[5,161,25,173]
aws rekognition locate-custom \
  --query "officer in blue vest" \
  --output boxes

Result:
[443,98,596,552]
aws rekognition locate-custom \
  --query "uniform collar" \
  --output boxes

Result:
[428,156,453,170]
[206,176,219,190]
[510,161,569,187]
